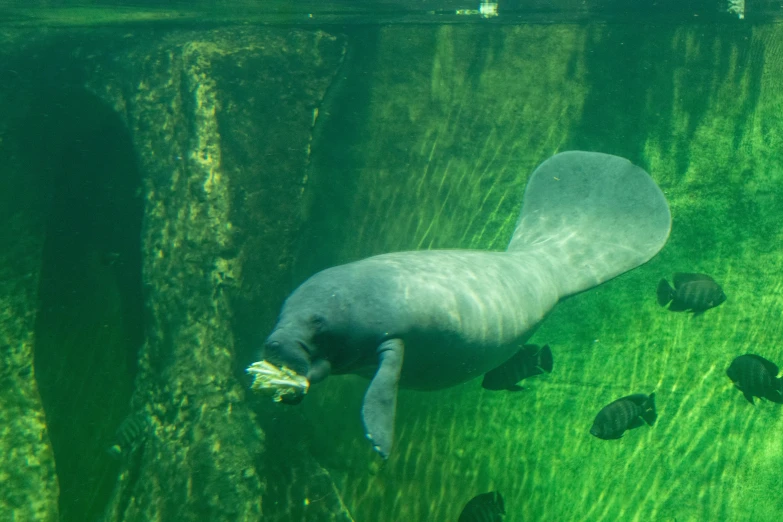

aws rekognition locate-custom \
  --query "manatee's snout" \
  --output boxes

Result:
[263,330,333,385]
[262,336,311,378]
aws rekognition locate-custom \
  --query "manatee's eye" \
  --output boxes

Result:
[310,314,326,331]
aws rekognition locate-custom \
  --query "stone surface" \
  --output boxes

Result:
[74,27,352,522]
[0,193,59,522]
[0,25,353,522]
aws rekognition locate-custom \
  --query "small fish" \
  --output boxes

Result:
[657,273,726,315]
[482,344,553,391]
[106,412,150,459]
[458,491,505,522]
[726,354,783,405]
[590,393,656,440]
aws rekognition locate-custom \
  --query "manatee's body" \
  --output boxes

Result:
[274,250,559,390]
[260,151,672,458]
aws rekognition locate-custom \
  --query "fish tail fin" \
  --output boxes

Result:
[642,392,657,426]
[656,279,674,306]
[537,344,554,373]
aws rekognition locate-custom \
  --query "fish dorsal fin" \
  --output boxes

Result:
[746,354,780,377]
[673,273,716,288]
[458,491,505,522]
[625,393,651,406]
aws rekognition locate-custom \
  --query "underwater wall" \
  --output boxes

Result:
[1,12,783,522]
[0,25,352,522]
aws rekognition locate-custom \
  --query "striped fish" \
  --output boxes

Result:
[590,393,656,440]
[657,273,725,315]
[458,491,505,522]
[726,354,783,405]
[481,344,553,392]
[106,412,150,459]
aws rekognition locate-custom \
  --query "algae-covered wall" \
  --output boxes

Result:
[0,25,353,522]
[296,23,783,522]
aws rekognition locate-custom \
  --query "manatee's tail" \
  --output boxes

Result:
[508,151,671,298]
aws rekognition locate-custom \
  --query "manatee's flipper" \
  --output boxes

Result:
[742,390,755,405]
[361,338,404,459]
[508,151,671,297]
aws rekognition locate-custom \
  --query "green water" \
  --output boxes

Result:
[300,21,783,522]
[2,2,783,521]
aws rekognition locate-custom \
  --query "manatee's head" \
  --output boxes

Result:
[262,311,333,386]
[262,271,363,389]
[262,266,381,400]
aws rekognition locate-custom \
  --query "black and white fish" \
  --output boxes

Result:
[458,491,505,522]
[481,344,553,391]
[726,354,783,405]
[657,273,725,315]
[590,393,656,440]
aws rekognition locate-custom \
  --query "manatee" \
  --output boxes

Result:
[257,151,671,459]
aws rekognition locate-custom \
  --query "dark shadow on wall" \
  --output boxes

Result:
[26,88,145,522]
[228,28,373,374]
[223,28,376,521]
[565,23,760,174]
[292,27,381,283]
